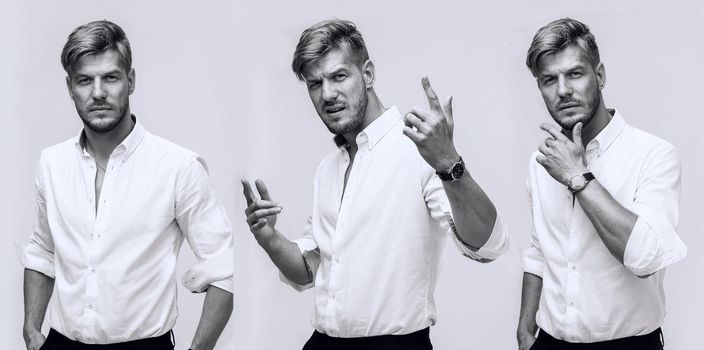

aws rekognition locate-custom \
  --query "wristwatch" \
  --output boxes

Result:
[567,172,595,194]
[437,157,465,182]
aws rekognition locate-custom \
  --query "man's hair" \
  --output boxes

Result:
[526,18,600,77]
[291,19,369,81]
[61,20,132,75]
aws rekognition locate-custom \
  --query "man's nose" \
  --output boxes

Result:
[557,76,572,98]
[321,80,338,101]
[91,79,107,100]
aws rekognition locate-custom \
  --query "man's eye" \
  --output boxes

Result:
[105,75,119,82]
[569,72,583,78]
[542,77,554,85]
[307,81,320,88]
[77,78,91,85]
[333,74,346,80]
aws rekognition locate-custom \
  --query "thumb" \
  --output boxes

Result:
[443,95,454,126]
[573,122,583,147]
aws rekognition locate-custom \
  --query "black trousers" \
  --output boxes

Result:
[302,327,433,350]
[40,328,174,350]
[530,328,664,350]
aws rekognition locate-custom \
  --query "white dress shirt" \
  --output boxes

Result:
[522,109,686,342]
[18,118,233,344]
[281,106,509,338]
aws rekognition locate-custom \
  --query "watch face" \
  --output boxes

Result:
[569,175,586,191]
[451,162,465,180]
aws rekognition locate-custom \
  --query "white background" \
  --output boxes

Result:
[234,1,703,349]
[1,1,235,349]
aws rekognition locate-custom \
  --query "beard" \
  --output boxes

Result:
[551,92,601,131]
[323,89,368,136]
[78,101,129,134]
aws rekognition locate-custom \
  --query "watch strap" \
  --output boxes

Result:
[436,157,464,181]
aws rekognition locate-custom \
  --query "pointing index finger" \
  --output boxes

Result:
[421,76,441,111]
[241,179,257,205]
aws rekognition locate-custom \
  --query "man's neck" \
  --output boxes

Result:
[84,112,135,161]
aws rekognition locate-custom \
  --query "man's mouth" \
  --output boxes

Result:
[325,105,345,114]
[90,105,112,111]
[558,102,580,111]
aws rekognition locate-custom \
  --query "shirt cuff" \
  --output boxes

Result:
[278,237,319,292]
[182,250,233,293]
[623,216,687,276]
[521,246,544,277]
[449,214,509,261]
[16,241,55,278]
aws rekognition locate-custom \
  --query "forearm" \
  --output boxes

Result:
[443,172,498,250]
[517,272,542,350]
[190,285,233,350]
[518,272,541,332]
[576,180,637,262]
[23,269,54,336]
[260,230,311,285]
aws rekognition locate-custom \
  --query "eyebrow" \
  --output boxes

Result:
[73,69,124,78]
[538,63,588,77]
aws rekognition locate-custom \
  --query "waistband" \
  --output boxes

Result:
[312,327,430,345]
[45,328,174,350]
[537,328,663,349]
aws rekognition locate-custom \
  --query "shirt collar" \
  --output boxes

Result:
[332,106,403,150]
[74,114,146,161]
[589,108,626,156]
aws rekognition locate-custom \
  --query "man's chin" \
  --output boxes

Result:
[553,112,586,130]
[83,116,123,133]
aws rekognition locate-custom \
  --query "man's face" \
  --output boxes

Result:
[536,44,603,130]
[303,49,368,135]
[66,48,134,133]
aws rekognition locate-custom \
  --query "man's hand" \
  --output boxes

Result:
[536,122,589,185]
[517,327,537,350]
[403,76,460,171]
[23,328,45,350]
[241,179,282,247]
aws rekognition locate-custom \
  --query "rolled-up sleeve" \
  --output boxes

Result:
[623,145,686,276]
[279,215,320,291]
[423,165,509,261]
[522,166,544,277]
[18,155,55,278]
[176,155,234,293]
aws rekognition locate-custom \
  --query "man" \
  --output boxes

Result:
[19,20,233,350]
[242,19,508,349]
[516,18,687,350]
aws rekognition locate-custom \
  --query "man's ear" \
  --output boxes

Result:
[128,68,136,95]
[362,59,375,89]
[65,75,74,99]
[595,62,606,90]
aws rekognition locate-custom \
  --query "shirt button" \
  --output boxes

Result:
[88,304,93,309]
[91,267,96,273]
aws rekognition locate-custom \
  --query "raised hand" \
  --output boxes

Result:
[241,179,282,246]
[403,76,460,172]
[536,122,589,185]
